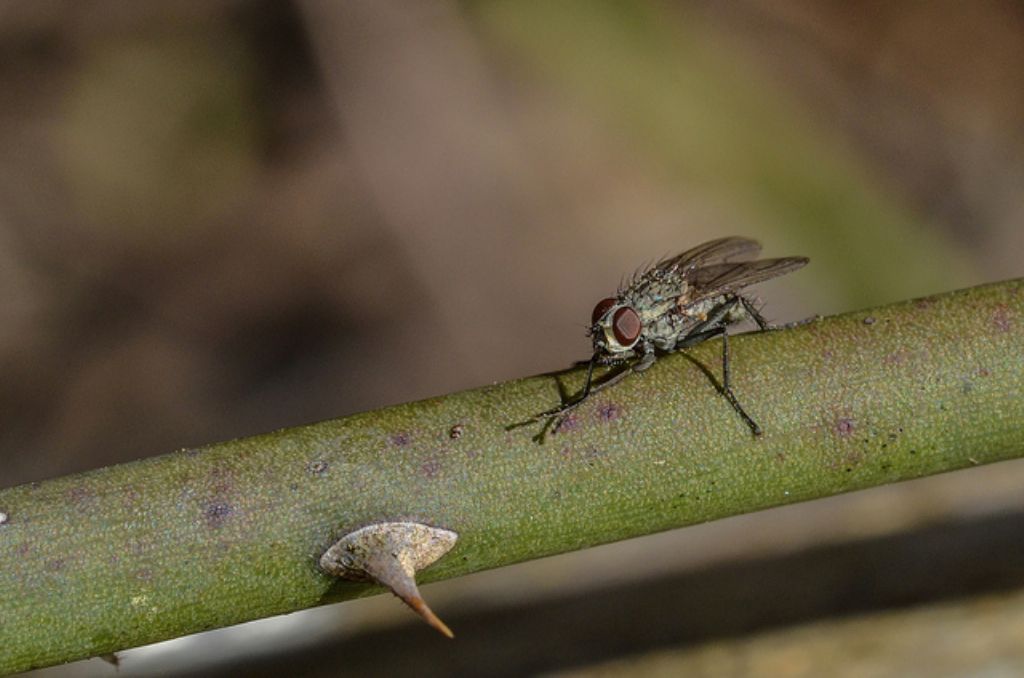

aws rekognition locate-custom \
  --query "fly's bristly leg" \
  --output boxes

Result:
[738,295,772,331]
[739,295,818,331]
[527,355,598,423]
[518,356,638,442]
[547,361,635,425]
[671,297,762,437]
[779,314,820,329]
[719,326,762,437]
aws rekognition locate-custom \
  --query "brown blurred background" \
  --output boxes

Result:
[4,1,1023,676]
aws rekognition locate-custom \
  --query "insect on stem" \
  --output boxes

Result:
[528,237,808,438]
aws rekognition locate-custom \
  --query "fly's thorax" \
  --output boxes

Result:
[629,282,681,323]
[646,314,687,350]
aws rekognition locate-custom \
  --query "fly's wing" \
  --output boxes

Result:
[622,237,762,295]
[657,236,762,275]
[689,257,809,295]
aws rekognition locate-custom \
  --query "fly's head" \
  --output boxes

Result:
[590,297,643,361]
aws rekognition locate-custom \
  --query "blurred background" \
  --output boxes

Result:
[3,0,1023,675]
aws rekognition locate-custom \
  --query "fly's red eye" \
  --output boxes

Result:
[591,297,617,325]
[612,307,642,346]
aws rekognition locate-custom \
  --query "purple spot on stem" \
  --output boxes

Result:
[308,460,329,475]
[835,417,855,437]
[992,305,1012,332]
[204,503,233,528]
[883,351,906,366]
[68,486,93,504]
[45,558,66,572]
[390,432,411,447]
[122,485,141,505]
[863,316,876,325]
[554,414,579,433]
[597,403,622,422]
[421,458,442,478]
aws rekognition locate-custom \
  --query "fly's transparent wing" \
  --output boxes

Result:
[621,236,763,295]
[689,257,809,294]
[656,236,762,275]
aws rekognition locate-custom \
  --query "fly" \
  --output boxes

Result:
[533,236,809,437]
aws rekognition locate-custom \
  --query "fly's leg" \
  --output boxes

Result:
[554,355,652,425]
[738,295,817,331]
[549,365,633,432]
[676,298,762,436]
[719,326,762,436]
[529,355,598,423]
[530,353,651,430]
[530,355,603,424]
[738,296,772,331]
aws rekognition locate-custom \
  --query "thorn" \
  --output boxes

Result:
[320,522,458,638]
[406,594,455,638]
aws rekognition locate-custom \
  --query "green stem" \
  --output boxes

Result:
[2,280,1023,673]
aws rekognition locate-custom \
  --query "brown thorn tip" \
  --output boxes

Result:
[406,594,455,638]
